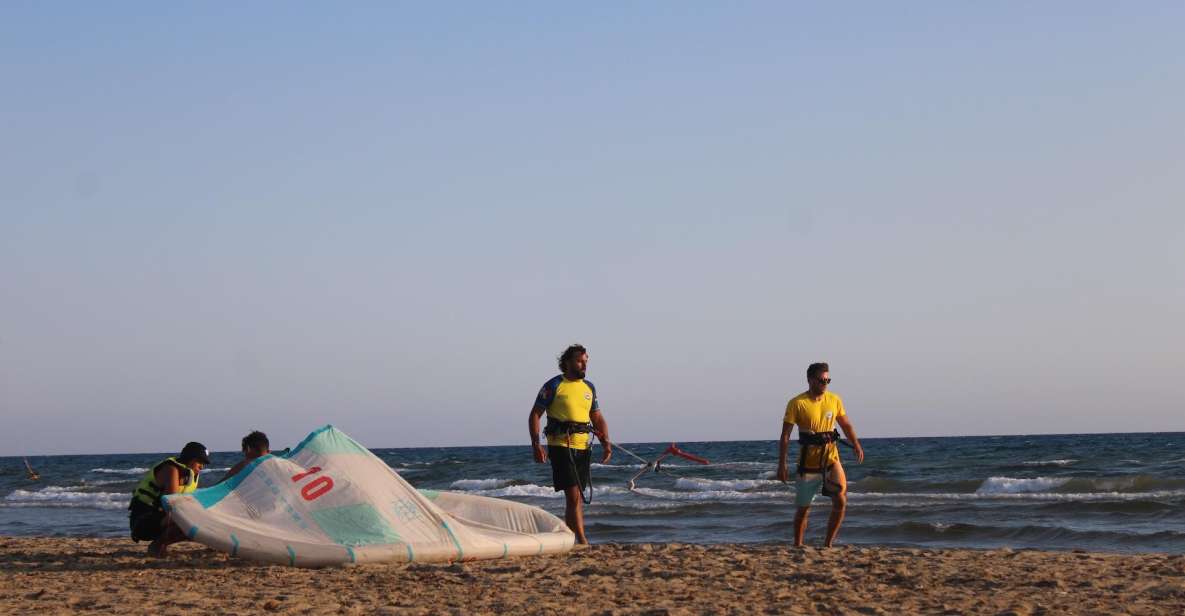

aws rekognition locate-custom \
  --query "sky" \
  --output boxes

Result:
[2,3,1183,456]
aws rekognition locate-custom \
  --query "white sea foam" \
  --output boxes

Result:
[591,463,646,469]
[2,487,125,510]
[90,467,148,475]
[674,477,781,492]
[976,476,1069,494]
[850,489,1185,503]
[82,479,130,487]
[450,478,514,490]
[89,465,227,476]
[1021,459,1078,467]
[699,461,777,470]
[470,484,631,499]
[630,487,787,502]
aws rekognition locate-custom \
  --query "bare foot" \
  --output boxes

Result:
[146,540,168,558]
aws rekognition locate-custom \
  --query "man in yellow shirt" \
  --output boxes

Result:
[777,362,864,547]
[528,344,612,544]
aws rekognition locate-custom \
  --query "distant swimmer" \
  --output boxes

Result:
[128,442,211,557]
[23,458,39,481]
[777,362,865,548]
[528,344,612,545]
[218,430,271,483]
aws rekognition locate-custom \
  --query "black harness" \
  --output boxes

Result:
[544,419,595,504]
[797,429,853,497]
[543,419,593,437]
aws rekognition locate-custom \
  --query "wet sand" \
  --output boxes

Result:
[2,537,1184,615]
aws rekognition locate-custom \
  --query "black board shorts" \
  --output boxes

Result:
[548,445,591,492]
[129,500,165,542]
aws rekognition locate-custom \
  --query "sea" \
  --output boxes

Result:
[2,433,1182,553]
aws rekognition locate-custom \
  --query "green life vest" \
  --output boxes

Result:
[129,457,199,509]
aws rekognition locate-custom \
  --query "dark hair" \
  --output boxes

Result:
[557,344,588,371]
[178,442,210,464]
[807,362,830,379]
[242,430,269,452]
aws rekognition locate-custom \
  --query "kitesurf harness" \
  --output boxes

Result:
[797,430,853,497]
[544,419,595,505]
[130,457,198,510]
[543,419,593,437]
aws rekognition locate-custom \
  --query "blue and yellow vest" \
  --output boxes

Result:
[534,375,599,450]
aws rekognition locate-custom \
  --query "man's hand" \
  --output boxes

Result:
[853,444,865,464]
[532,443,547,463]
[776,463,789,483]
[600,442,612,464]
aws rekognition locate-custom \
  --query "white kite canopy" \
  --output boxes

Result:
[162,425,574,567]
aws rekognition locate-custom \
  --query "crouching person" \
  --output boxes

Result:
[128,442,210,557]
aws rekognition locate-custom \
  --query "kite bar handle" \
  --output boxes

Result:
[665,443,710,465]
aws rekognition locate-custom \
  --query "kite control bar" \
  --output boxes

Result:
[611,443,711,491]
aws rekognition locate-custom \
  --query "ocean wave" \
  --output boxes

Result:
[80,479,130,487]
[696,461,776,470]
[88,465,227,476]
[977,476,1069,494]
[90,467,148,475]
[470,484,631,499]
[630,487,788,502]
[1021,459,1078,467]
[852,489,1185,503]
[591,463,646,469]
[450,478,515,490]
[673,477,781,492]
[847,520,1185,549]
[977,475,1185,495]
[2,488,126,510]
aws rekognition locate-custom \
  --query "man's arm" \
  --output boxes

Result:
[528,406,547,463]
[590,409,611,464]
[155,464,181,495]
[776,422,794,482]
[215,460,248,485]
[836,415,864,464]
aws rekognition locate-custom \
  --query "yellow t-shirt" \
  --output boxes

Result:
[783,391,846,468]
[534,375,599,449]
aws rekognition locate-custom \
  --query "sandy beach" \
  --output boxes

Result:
[1,538,1182,615]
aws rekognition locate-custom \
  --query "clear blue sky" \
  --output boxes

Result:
[3,3,1183,455]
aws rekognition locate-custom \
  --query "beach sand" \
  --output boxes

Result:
[2,538,1183,615]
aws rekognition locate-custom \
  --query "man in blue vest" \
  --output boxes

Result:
[528,344,612,544]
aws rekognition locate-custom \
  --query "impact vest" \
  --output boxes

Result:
[130,457,199,509]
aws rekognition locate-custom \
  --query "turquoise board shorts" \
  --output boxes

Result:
[795,476,823,508]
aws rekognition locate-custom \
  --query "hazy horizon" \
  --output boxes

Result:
[3,3,1183,456]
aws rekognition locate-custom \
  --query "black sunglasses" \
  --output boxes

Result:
[812,377,831,385]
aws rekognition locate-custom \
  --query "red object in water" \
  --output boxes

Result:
[665,443,710,465]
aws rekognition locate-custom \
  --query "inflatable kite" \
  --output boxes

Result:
[162,425,574,567]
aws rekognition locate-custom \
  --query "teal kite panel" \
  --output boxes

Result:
[310,503,402,547]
